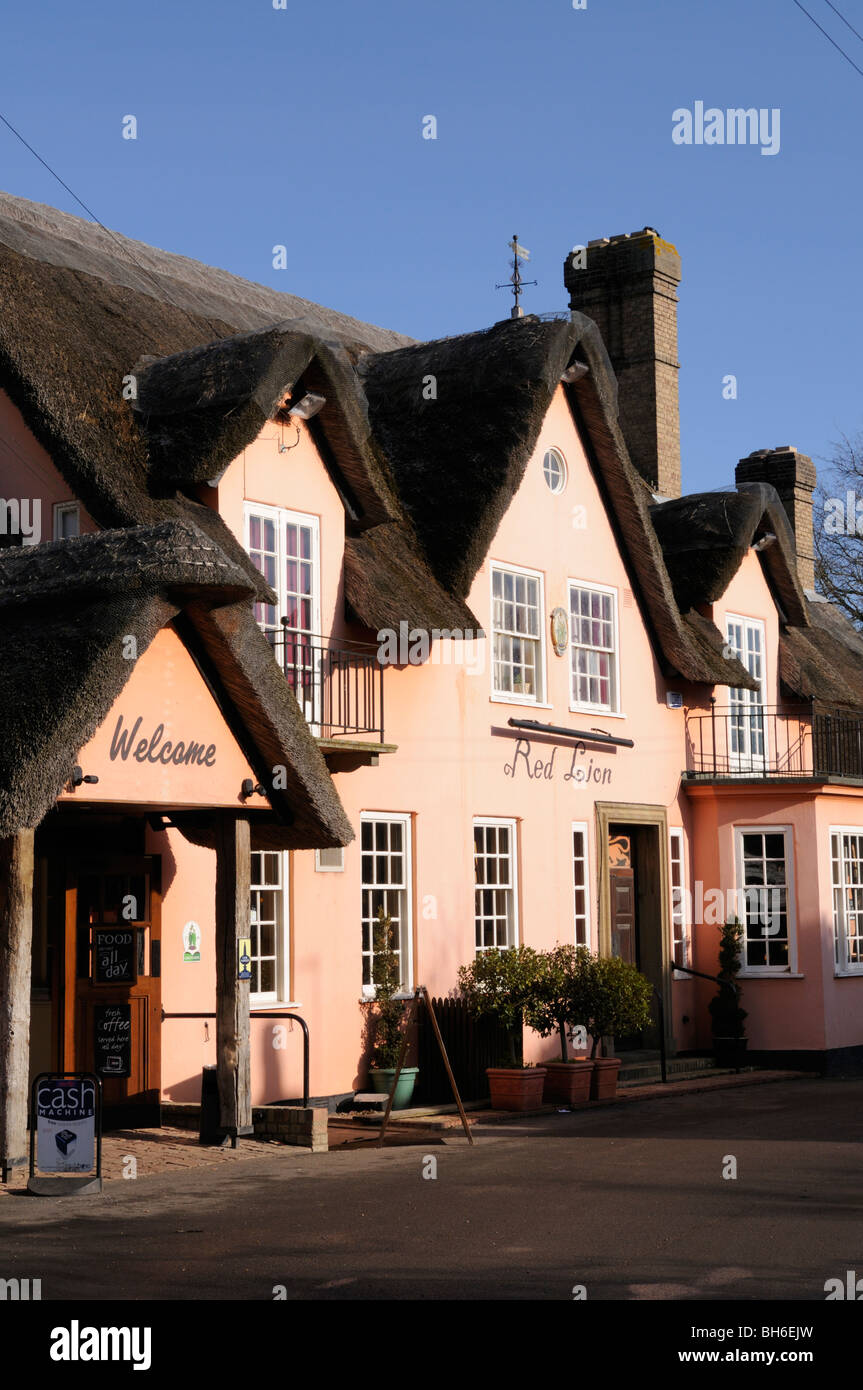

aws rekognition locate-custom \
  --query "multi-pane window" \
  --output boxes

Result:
[249,851,288,1000]
[669,829,690,971]
[474,819,518,953]
[831,830,863,973]
[246,505,321,720]
[542,447,567,494]
[491,565,544,701]
[736,829,792,969]
[726,616,766,769]
[572,823,590,947]
[569,582,618,711]
[361,815,411,996]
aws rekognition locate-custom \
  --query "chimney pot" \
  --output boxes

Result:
[564,227,682,498]
[735,446,817,590]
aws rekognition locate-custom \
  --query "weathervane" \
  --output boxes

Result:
[496,235,537,318]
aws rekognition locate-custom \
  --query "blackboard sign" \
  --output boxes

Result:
[94,1003,132,1078]
[93,929,137,984]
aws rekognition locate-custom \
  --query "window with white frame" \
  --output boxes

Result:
[474,819,518,953]
[542,447,567,495]
[735,828,793,970]
[361,815,412,996]
[725,615,767,770]
[53,502,80,540]
[491,565,545,702]
[669,829,690,971]
[249,851,289,1001]
[830,830,863,973]
[245,504,321,718]
[569,581,619,712]
[572,823,590,948]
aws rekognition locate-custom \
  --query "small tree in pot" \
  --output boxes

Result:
[708,917,748,1069]
[458,946,546,1110]
[525,944,594,1105]
[366,909,418,1108]
[581,954,653,1099]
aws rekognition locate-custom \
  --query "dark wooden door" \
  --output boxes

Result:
[610,866,637,966]
[64,856,162,1126]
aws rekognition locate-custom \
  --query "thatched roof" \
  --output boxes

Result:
[0,523,354,846]
[0,193,411,351]
[353,312,754,686]
[780,596,863,710]
[650,483,808,625]
[344,521,479,633]
[133,323,400,525]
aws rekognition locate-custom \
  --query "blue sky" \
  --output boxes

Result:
[1,0,860,493]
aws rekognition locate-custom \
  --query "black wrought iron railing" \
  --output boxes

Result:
[685,703,863,780]
[267,620,385,742]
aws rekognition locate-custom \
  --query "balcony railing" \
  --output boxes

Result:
[268,621,385,742]
[685,704,863,780]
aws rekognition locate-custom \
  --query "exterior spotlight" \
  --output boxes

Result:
[241,779,266,799]
[752,533,777,552]
[288,393,326,420]
[561,362,588,383]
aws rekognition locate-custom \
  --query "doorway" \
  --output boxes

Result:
[596,805,673,1056]
[63,855,162,1128]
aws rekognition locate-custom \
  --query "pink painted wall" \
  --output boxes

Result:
[0,389,98,540]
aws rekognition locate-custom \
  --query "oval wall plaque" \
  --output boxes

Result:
[551,606,569,657]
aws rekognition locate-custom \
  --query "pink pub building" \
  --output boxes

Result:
[1,196,862,1169]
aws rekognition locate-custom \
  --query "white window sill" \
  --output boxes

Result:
[490,694,551,709]
[360,991,415,1003]
[834,971,863,979]
[738,972,804,980]
[251,1001,302,1011]
[569,705,627,720]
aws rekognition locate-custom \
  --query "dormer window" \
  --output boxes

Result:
[542,447,567,494]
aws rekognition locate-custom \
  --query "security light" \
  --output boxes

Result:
[288,393,326,420]
[752,533,777,552]
[561,362,588,383]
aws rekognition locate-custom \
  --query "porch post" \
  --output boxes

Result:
[0,830,35,1180]
[214,815,252,1139]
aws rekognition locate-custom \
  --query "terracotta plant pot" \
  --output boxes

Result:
[590,1057,622,1100]
[542,1060,594,1105]
[486,1066,547,1111]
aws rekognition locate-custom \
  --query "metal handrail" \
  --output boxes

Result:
[161,1008,310,1107]
[267,621,385,741]
[670,961,744,1073]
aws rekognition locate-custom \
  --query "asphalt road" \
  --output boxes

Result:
[2,1078,861,1301]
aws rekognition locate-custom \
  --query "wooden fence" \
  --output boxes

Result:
[415,995,522,1104]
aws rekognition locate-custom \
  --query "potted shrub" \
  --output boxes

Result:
[708,917,748,1069]
[367,909,418,1108]
[581,954,653,1099]
[526,944,594,1105]
[458,946,546,1110]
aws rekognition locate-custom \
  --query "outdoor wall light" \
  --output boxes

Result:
[288,392,326,420]
[560,362,589,383]
[752,533,777,552]
[240,778,267,799]
[69,765,99,788]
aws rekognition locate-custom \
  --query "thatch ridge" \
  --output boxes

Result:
[0,192,413,352]
[650,483,809,625]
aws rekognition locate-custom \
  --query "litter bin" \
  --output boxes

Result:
[199,1065,224,1146]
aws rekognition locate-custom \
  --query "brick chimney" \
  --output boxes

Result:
[564,228,682,498]
[735,447,817,590]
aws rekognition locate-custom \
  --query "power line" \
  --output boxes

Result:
[791,0,863,78]
[0,109,227,342]
[822,0,863,47]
